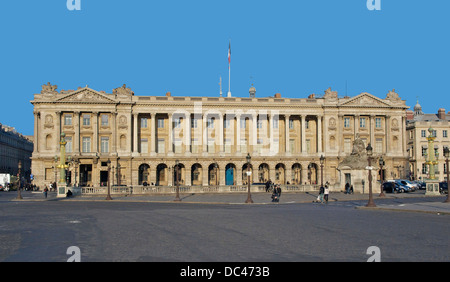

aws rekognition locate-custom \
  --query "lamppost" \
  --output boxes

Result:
[16,160,22,200]
[379,156,385,197]
[73,158,79,187]
[174,160,181,202]
[214,162,218,186]
[319,155,325,187]
[444,147,449,203]
[116,163,121,186]
[105,159,112,200]
[366,143,376,207]
[245,153,253,203]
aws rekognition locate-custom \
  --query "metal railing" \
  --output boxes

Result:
[80,184,320,196]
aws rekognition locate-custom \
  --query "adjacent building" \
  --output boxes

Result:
[406,101,450,181]
[30,82,409,190]
[0,123,33,181]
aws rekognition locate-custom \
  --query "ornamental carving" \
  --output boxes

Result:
[113,84,134,96]
[41,82,58,94]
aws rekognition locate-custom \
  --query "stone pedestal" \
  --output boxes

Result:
[425,179,440,196]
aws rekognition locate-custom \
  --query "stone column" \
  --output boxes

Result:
[385,115,391,155]
[301,115,306,154]
[133,113,138,153]
[33,111,39,153]
[219,113,224,153]
[111,112,117,154]
[168,113,173,153]
[285,114,290,154]
[150,113,156,154]
[92,112,98,153]
[269,113,274,155]
[74,111,80,154]
[317,115,322,153]
[236,114,241,153]
[55,111,61,154]
[203,114,208,153]
[185,113,191,154]
[252,113,257,154]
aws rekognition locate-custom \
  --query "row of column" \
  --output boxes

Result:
[131,112,323,154]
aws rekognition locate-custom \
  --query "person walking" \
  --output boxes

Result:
[319,185,325,204]
[324,185,329,204]
[345,182,350,194]
[43,186,48,199]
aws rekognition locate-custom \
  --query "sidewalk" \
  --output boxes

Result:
[8,190,450,214]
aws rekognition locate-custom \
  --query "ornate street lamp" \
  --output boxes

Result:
[379,156,385,197]
[245,153,253,203]
[214,162,218,186]
[174,160,181,202]
[320,155,325,187]
[444,147,449,203]
[16,160,22,200]
[116,163,121,186]
[366,143,376,207]
[105,159,112,200]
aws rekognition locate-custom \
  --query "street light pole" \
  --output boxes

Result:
[106,159,112,200]
[16,160,22,200]
[245,153,253,203]
[320,155,325,187]
[379,156,385,197]
[366,143,376,207]
[444,147,449,203]
[174,160,181,202]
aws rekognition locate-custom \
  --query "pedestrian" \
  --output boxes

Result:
[276,184,282,198]
[319,185,325,203]
[43,186,48,198]
[324,185,329,204]
[345,182,349,194]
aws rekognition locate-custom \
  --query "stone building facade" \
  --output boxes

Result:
[30,83,409,190]
[406,101,450,181]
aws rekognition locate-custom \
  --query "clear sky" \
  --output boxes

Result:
[0,0,449,136]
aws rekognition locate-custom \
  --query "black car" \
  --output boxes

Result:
[439,182,448,194]
[382,182,403,193]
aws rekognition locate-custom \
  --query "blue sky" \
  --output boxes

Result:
[0,0,449,136]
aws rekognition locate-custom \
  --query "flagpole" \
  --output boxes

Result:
[227,40,231,97]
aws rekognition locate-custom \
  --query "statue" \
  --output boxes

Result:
[41,82,58,94]
[351,133,366,156]
[113,84,134,96]
[338,134,376,170]
[324,87,338,99]
[386,89,400,102]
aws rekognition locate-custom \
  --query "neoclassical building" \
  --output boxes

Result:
[30,83,409,190]
[406,101,450,181]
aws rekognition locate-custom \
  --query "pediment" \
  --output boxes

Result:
[55,87,116,104]
[339,93,391,108]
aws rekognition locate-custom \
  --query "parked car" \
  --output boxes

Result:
[413,181,426,189]
[395,180,415,192]
[385,180,411,193]
[0,184,3,191]
[382,182,409,193]
[439,182,448,194]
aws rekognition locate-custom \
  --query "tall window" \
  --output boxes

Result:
[344,117,350,128]
[82,137,91,153]
[191,118,198,128]
[141,117,148,128]
[207,118,214,129]
[273,118,279,129]
[64,114,72,126]
[101,114,109,126]
[83,114,91,126]
[444,130,448,138]
[375,117,381,128]
[157,118,164,128]
[360,117,366,128]
[421,130,426,137]
[289,119,293,129]
[66,136,73,153]
[100,137,109,153]
[140,138,148,154]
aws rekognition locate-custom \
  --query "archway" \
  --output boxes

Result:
[242,163,253,185]
[258,163,269,183]
[208,163,219,185]
[292,163,302,184]
[308,163,318,184]
[225,163,236,185]
[173,163,185,186]
[138,164,150,185]
[156,164,168,186]
[275,163,286,184]
[191,163,202,186]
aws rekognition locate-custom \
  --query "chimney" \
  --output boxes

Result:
[165,91,171,97]
[274,93,281,98]
[438,108,446,120]
[406,110,414,120]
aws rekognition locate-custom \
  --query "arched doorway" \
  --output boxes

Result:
[292,163,302,184]
[173,163,185,186]
[258,163,269,183]
[138,164,150,185]
[191,163,202,186]
[275,163,285,184]
[208,163,219,185]
[308,163,318,184]
[156,164,168,186]
[242,163,253,185]
[225,163,236,185]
